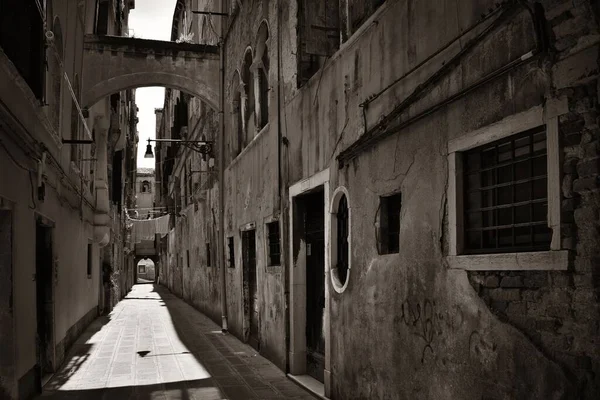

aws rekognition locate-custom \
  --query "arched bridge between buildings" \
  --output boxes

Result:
[82,35,220,109]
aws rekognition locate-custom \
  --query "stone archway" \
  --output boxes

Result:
[134,256,159,284]
[82,35,220,109]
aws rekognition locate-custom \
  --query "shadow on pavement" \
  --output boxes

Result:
[37,283,311,400]
[39,378,220,400]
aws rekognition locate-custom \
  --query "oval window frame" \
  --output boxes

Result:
[330,186,351,293]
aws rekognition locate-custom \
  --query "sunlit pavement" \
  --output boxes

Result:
[38,284,315,400]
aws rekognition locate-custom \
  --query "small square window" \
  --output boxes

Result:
[379,193,401,254]
[267,221,281,266]
[463,127,551,254]
[228,236,235,268]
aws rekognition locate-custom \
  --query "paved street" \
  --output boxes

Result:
[38,284,315,400]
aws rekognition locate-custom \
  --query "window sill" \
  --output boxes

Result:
[446,250,569,271]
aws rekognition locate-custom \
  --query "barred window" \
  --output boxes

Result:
[267,221,280,266]
[463,127,551,254]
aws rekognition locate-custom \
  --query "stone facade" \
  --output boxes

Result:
[0,1,137,398]
[156,0,600,399]
[135,168,156,218]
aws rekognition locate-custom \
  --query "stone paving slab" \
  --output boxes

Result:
[37,284,315,400]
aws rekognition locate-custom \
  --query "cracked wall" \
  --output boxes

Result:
[279,0,600,398]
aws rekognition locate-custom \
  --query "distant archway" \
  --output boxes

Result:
[136,257,158,284]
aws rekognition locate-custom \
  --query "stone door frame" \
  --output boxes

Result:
[288,168,331,396]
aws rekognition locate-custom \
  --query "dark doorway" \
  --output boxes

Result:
[242,229,259,350]
[35,220,55,388]
[303,189,325,382]
[0,210,15,398]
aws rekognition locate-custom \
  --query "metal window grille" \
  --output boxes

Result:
[267,221,281,266]
[463,126,551,254]
[336,194,349,284]
[379,193,401,254]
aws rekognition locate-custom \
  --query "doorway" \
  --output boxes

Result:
[35,219,55,387]
[302,189,325,382]
[0,209,15,398]
[242,229,259,350]
[288,169,331,396]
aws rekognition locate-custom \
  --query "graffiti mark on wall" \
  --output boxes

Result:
[396,299,466,363]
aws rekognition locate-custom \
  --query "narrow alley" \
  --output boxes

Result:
[2,0,600,399]
[38,284,314,400]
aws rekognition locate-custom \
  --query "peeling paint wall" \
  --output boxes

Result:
[157,0,600,398]
[278,0,600,398]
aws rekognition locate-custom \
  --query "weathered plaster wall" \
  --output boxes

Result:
[278,0,599,398]
[0,136,99,383]
[220,0,288,368]
[0,2,136,396]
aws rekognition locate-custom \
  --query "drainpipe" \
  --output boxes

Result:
[218,0,228,333]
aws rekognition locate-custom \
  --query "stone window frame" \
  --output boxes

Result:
[330,186,351,293]
[446,103,569,271]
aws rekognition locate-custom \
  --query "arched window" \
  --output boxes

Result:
[230,71,243,160]
[331,187,351,292]
[241,49,255,144]
[141,180,151,193]
[254,22,269,130]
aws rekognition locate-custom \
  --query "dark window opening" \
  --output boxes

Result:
[0,0,45,99]
[228,236,235,268]
[258,67,269,130]
[336,194,349,285]
[349,0,386,34]
[87,242,93,278]
[112,150,123,209]
[232,89,243,159]
[206,243,211,267]
[267,221,281,266]
[463,127,551,254]
[95,0,109,35]
[379,193,401,254]
[187,250,190,268]
[241,50,255,145]
[298,0,340,86]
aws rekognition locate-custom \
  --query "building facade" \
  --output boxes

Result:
[155,0,600,399]
[134,167,156,218]
[0,1,137,398]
